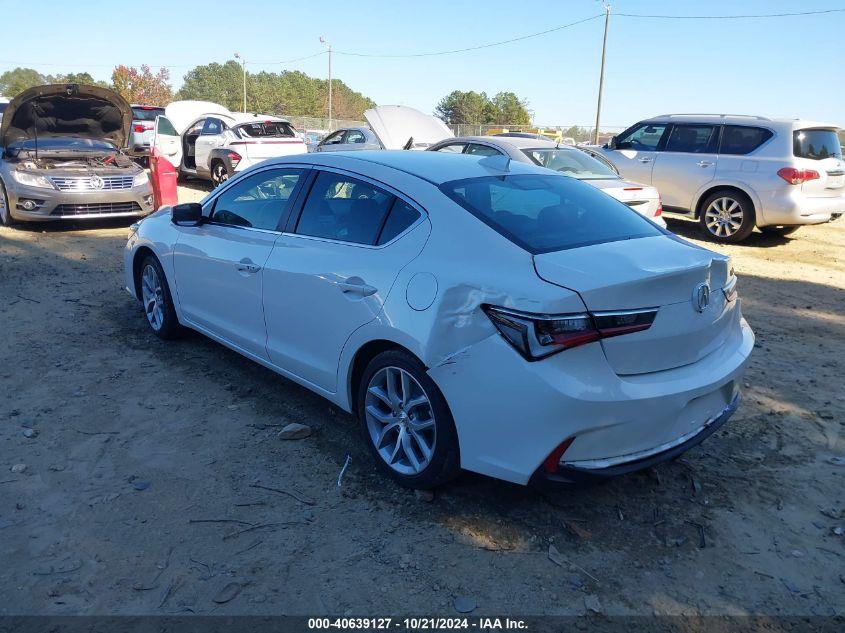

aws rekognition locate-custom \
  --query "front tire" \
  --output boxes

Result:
[760,225,800,237]
[139,255,180,339]
[0,179,14,227]
[211,160,230,188]
[699,190,756,243]
[357,350,460,489]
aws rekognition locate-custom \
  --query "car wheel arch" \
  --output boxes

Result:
[693,183,758,220]
[347,339,428,416]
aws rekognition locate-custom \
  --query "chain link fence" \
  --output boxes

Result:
[285,115,625,145]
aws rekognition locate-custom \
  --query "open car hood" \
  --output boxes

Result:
[364,105,453,150]
[0,84,132,149]
[164,100,231,135]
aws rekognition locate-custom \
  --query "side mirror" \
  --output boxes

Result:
[171,203,203,227]
[607,135,617,150]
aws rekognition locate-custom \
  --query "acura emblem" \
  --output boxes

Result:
[90,175,104,190]
[693,282,711,313]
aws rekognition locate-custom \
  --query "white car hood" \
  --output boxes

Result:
[364,105,453,150]
[164,100,231,135]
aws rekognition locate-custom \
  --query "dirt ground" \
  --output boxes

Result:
[1,180,843,618]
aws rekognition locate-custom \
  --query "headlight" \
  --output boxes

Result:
[133,170,149,187]
[11,170,55,189]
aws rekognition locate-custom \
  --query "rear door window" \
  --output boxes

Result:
[720,126,773,155]
[377,200,421,245]
[615,123,668,151]
[794,129,842,160]
[433,143,467,153]
[295,172,395,245]
[465,143,502,157]
[664,125,717,153]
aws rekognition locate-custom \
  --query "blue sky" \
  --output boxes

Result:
[0,0,843,129]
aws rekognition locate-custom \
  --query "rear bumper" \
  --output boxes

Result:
[530,393,740,487]
[429,312,754,485]
[758,188,845,226]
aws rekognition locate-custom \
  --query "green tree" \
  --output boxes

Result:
[488,92,531,125]
[434,90,489,124]
[0,67,46,96]
[176,62,376,118]
[111,65,172,105]
[51,72,111,88]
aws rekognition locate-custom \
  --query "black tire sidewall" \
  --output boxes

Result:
[356,350,460,489]
[140,255,180,339]
[0,179,13,226]
[211,161,228,187]
[699,191,756,243]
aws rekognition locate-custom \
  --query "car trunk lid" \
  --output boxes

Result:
[587,179,662,218]
[364,105,453,150]
[533,236,734,375]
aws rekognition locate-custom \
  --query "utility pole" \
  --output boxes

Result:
[320,36,332,130]
[234,52,246,113]
[593,3,611,145]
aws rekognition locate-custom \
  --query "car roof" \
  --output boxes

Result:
[272,150,550,185]
[640,114,840,130]
[447,135,560,150]
[223,113,291,124]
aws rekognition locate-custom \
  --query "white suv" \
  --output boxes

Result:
[595,115,844,242]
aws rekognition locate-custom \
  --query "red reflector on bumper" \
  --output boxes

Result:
[543,437,575,473]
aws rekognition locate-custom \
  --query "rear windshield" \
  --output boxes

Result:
[794,129,842,160]
[440,174,661,254]
[131,106,164,122]
[523,148,618,180]
[236,121,296,138]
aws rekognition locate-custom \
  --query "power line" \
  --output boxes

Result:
[333,14,604,58]
[616,8,845,19]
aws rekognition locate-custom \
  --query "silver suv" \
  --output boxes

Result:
[595,114,844,242]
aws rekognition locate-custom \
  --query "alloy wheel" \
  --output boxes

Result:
[140,264,165,331]
[364,366,436,476]
[704,197,743,238]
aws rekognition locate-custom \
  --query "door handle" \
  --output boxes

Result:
[697,161,714,168]
[236,260,262,274]
[638,157,653,163]
[337,280,377,296]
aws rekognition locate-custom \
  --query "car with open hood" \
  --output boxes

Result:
[151,100,307,186]
[0,84,154,225]
[313,105,454,153]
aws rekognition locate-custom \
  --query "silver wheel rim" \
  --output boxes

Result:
[364,366,436,476]
[140,264,165,331]
[704,197,743,237]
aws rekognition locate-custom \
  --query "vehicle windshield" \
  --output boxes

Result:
[793,129,842,160]
[7,137,117,153]
[523,148,619,180]
[236,121,296,138]
[131,106,164,122]
[440,173,660,253]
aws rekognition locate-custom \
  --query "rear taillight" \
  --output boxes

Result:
[655,194,663,217]
[483,305,657,361]
[133,124,146,133]
[777,167,820,185]
[227,151,242,167]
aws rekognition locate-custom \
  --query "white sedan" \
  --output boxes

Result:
[124,151,754,488]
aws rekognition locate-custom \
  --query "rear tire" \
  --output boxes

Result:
[211,160,230,188]
[760,225,800,237]
[139,255,180,339]
[699,190,756,243]
[0,179,15,227]
[357,349,461,489]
